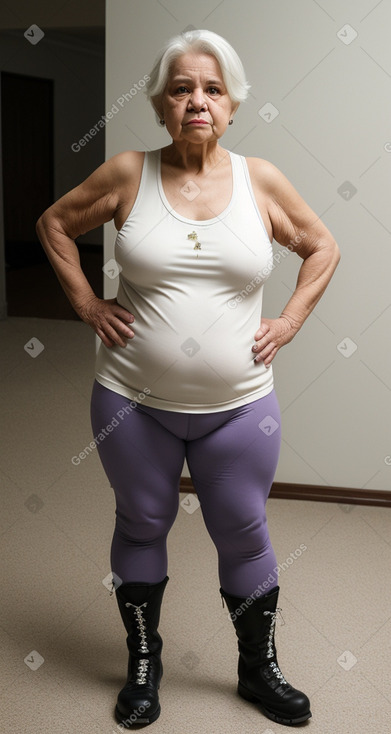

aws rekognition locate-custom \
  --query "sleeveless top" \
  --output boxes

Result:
[95,148,275,412]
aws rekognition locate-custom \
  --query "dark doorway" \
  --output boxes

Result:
[1,70,102,319]
[2,72,54,254]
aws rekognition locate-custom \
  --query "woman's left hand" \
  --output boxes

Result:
[252,316,298,367]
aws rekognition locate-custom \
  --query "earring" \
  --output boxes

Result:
[228,119,233,125]
[159,119,165,126]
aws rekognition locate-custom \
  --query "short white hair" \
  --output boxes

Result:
[145,29,251,109]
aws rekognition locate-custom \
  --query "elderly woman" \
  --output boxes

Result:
[36,29,340,729]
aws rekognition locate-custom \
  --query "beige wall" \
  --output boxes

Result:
[105,0,391,491]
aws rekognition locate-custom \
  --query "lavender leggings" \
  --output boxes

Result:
[90,380,281,597]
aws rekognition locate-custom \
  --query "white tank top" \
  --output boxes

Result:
[95,149,275,413]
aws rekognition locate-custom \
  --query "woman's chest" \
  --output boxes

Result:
[160,159,273,242]
[161,167,232,220]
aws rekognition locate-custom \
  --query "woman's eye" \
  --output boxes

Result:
[173,86,220,95]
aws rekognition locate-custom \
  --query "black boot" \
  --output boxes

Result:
[220,584,311,726]
[114,575,169,728]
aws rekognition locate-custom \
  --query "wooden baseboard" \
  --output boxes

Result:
[179,477,391,507]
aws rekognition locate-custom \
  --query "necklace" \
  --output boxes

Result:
[187,230,202,257]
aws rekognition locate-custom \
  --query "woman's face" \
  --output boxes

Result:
[157,52,238,143]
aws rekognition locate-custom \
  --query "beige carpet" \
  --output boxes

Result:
[1,317,390,733]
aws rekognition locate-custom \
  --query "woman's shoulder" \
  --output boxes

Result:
[245,155,280,179]
[244,156,293,197]
[105,149,146,180]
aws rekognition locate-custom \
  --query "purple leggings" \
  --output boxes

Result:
[90,380,281,597]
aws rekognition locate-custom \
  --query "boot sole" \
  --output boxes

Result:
[238,682,312,726]
[115,703,161,727]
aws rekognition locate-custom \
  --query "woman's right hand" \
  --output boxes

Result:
[78,295,135,348]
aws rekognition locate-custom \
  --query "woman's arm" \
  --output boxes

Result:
[250,160,341,366]
[36,151,142,347]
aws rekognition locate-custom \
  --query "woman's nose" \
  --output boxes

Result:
[188,89,207,110]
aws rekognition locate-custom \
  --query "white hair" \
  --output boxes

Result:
[145,29,251,109]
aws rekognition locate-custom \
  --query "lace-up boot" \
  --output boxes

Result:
[220,584,311,726]
[115,576,169,727]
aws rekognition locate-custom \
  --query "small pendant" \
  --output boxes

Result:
[187,230,201,258]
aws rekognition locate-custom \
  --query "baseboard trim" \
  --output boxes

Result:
[179,477,391,507]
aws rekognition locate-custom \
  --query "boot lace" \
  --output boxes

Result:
[125,601,151,685]
[135,657,149,685]
[263,608,287,685]
[125,601,149,653]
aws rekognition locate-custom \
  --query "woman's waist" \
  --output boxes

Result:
[95,328,272,405]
